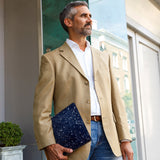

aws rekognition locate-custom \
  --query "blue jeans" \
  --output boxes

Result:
[87,121,122,160]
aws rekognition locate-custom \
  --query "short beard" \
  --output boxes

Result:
[80,24,92,36]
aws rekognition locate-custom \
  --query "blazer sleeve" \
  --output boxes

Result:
[33,54,56,150]
[108,54,132,142]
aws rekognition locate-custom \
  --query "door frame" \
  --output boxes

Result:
[127,17,160,160]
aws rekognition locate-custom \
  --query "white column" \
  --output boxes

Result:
[4,0,41,159]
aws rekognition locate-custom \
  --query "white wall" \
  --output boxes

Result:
[0,0,5,122]
[126,0,160,39]
[4,0,41,159]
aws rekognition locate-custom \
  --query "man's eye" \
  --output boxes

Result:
[81,14,92,18]
[81,14,86,17]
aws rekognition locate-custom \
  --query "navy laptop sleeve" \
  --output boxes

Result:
[51,103,91,150]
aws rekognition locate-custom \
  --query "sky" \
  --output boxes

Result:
[89,0,128,40]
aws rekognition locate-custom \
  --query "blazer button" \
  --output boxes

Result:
[85,81,88,85]
[86,119,90,124]
[87,100,90,104]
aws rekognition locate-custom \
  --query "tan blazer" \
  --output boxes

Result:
[33,42,131,160]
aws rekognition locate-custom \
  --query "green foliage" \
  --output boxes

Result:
[0,122,23,147]
[122,92,132,107]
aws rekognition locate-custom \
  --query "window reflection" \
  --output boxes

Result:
[112,52,119,68]
[123,57,128,71]
[89,0,137,159]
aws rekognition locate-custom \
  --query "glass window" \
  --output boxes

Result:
[124,75,130,91]
[112,52,119,68]
[89,0,138,159]
[123,57,128,71]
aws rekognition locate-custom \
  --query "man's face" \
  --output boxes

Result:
[70,6,92,37]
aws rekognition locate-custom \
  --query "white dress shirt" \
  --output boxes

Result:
[66,39,101,116]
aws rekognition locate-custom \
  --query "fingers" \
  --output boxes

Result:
[57,154,68,160]
[126,150,134,160]
[44,144,73,160]
[122,151,126,160]
[120,142,134,160]
[62,146,73,154]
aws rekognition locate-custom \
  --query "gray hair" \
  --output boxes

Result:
[59,1,88,33]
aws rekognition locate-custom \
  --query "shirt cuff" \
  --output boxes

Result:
[120,139,131,143]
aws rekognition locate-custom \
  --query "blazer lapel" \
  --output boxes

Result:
[59,42,87,79]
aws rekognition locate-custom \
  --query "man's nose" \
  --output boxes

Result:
[87,16,92,23]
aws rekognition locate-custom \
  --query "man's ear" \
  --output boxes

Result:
[64,18,73,28]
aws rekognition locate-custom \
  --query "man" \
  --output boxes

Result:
[33,1,133,160]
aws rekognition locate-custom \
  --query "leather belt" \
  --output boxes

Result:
[91,116,102,122]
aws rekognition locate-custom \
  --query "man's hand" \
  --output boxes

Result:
[120,141,133,160]
[44,144,73,160]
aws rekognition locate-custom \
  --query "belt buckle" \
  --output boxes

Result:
[94,116,97,122]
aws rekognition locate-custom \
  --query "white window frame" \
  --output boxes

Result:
[127,16,160,160]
